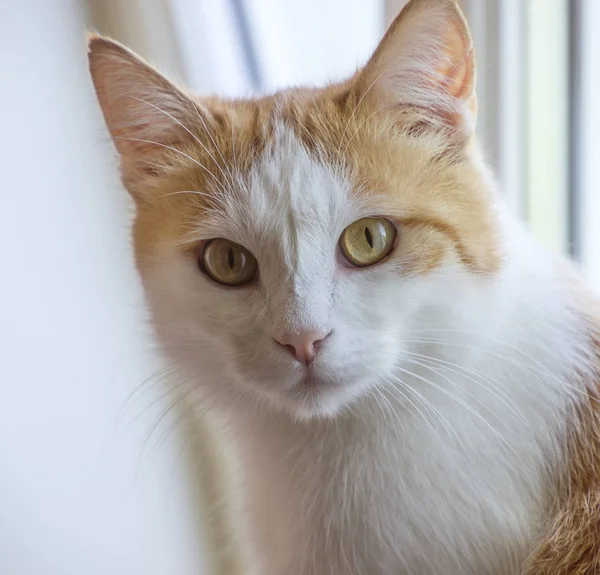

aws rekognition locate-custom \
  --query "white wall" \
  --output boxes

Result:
[0,1,208,573]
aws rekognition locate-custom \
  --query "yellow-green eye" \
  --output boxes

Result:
[339,217,396,267]
[200,239,258,286]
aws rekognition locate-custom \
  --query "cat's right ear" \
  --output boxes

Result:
[87,35,202,198]
[355,0,476,140]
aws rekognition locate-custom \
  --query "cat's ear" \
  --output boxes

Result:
[87,35,202,193]
[356,0,476,136]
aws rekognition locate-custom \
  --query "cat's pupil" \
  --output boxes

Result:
[228,248,235,269]
[365,226,373,249]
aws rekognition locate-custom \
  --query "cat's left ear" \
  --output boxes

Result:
[356,0,476,137]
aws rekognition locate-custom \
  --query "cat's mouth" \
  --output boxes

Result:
[281,371,365,420]
[257,361,369,420]
[299,373,333,389]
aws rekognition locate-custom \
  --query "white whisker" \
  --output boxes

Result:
[382,376,465,455]
[335,71,385,163]
[403,351,529,425]
[114,135,231,197]
[392,364,513,455]
[130,96,236,192]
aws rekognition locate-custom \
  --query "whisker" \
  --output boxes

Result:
[375,386,400,426]
[189,99,238,189]
[392,365,512,454]
[335,71,385,163]
[370,386,396,429]
[158,189,229,215]
[339,104,389,161]
[145,397,198,466]
[380,377,438,437]
[135,383,197,473]
[113,136,230,197]
[123,375,197,435]
[382,376,466,456]
[114,361,182,426]
[230,107,239,176]
[130,96,235,192]
[403,351,529,425]
[401,336,588,401]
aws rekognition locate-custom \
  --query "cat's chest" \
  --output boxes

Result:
[241,408,551,575]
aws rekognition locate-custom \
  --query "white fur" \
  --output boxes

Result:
[138,123,590,574]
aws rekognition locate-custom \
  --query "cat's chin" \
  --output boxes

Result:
[270,374,368,422]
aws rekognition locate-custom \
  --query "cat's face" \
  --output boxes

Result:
[89,0,502,419]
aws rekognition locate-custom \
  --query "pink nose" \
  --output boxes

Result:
[275,330,330,365]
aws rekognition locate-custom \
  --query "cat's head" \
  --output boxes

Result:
[89,0,502,420]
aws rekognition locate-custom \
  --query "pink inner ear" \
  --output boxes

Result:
[433,32,476,129]
[436,25,474,101]
[407,10,476,128]
[356,0,476,132]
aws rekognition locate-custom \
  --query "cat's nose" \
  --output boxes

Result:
[275,330,330,366]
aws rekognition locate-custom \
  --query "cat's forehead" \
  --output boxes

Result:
[187,92,365,240]
[240,122,355,232]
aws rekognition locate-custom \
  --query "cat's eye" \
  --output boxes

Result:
[199,239,258,286]
[339,217,396,267]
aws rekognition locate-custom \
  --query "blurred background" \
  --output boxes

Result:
[1,1,598,574]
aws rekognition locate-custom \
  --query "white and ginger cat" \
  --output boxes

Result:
[88,0,600,573]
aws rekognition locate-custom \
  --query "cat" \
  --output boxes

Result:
[88,0,600,573]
